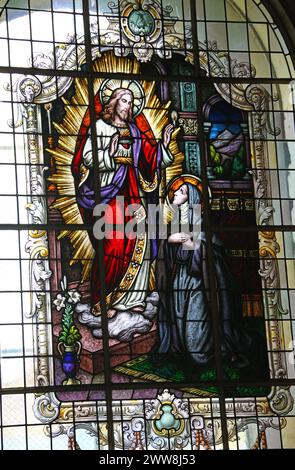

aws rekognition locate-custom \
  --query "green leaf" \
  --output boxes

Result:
[213,165,224,177]
[212,153,221,165]
[231,154,246,179]
[209,144,216,158]
[58,300,81,345]
[58,332,67,342]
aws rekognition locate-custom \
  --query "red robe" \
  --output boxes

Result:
[72,102,161,310]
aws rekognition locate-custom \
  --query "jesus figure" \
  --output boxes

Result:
[73,84,174,319]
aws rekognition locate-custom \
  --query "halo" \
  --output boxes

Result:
[166,174,212,205]
[99,78,145,117]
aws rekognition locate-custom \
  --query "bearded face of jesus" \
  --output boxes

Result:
[115,92,133,122]
[102,88,134,124]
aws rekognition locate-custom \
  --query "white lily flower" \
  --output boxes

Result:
[53,294,66,311]
[67,290,81,304]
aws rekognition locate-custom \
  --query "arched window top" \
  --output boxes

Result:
[196,0,295,78]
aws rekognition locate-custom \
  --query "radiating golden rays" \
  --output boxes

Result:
[92,52,140,76]
[48,51,184,282]
[47,76,93,282]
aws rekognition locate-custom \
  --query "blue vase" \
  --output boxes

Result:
[58,342,81,385]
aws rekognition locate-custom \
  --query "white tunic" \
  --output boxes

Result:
[83,118,173,311]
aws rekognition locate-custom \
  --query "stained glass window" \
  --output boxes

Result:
[0,0,295,453]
